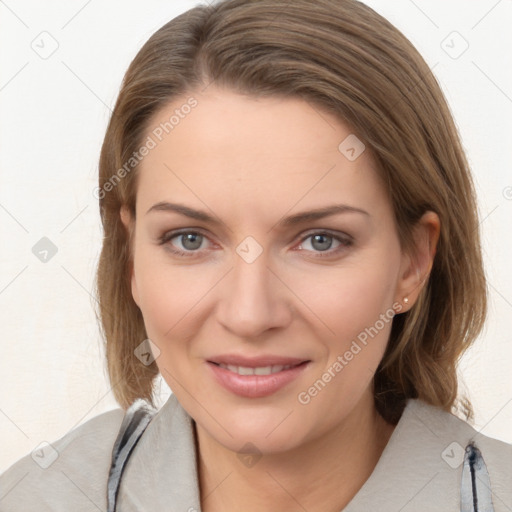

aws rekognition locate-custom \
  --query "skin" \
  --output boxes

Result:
[121,86,440,512]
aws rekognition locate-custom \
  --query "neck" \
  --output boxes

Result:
[196,391,396,512]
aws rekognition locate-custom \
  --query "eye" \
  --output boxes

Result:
[297,231,353,257]
[159,230,211,257]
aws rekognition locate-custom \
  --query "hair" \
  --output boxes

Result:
[95,0,487,423]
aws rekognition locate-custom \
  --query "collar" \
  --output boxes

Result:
[117,394,479,511]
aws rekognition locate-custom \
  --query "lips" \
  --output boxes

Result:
[207,355,310,398]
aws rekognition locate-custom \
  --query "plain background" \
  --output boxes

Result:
[0,0,511,473]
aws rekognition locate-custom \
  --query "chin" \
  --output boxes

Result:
[216,424,305,456]
[196,400,313,455]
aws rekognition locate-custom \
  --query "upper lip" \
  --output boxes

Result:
[207,354,309,367]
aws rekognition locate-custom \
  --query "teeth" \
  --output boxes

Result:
[238,366,255,376]
[255,366,273,375]
[218,363,293,375]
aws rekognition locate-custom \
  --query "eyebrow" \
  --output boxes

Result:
[146,201,370,227]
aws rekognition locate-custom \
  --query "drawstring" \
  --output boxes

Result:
[107,400,156,512]
[460,443,495,512]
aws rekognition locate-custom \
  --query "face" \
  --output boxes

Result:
[122,86,419,455]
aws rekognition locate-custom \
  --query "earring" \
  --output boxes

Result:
[403,297,409,304]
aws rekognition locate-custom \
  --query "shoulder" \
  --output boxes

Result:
[0,407,125,511]
[406,399,512,507]
[407,398,512,457]
[347,398,512,511]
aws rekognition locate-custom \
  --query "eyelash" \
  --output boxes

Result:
[158,229,353,259]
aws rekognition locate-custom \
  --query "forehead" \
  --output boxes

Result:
[135,87,389,222]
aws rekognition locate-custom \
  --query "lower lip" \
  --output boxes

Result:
[207,361,310,398]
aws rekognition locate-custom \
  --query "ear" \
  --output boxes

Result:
[394,211,440,313]
[119,205,140,307]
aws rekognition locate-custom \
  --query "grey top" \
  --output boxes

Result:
[1,395,511,511]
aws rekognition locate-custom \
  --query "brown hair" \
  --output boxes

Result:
[96,0,486,422]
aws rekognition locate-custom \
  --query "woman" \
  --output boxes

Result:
[1,0,510,510]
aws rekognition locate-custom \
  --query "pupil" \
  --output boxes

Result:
[312,234,332,251]
[182,233,202,250]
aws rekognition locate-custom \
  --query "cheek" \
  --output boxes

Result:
[295,271,396,425]
[132,249,214,347]
[290,255,398,344]
[288,247,399,403]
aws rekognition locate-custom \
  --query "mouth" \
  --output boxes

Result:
[206,356,310,398]
[210,361,306,375]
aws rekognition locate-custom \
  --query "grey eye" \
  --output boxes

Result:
[179,233,204,251]
[308,234,335,252]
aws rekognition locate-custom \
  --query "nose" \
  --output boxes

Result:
[215,250,293,339]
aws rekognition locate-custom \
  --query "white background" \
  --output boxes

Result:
[1,0,511,473]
